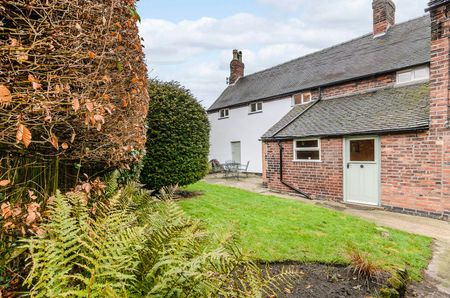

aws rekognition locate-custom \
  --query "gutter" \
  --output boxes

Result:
[262,125,430,142]
[278,141,312,200]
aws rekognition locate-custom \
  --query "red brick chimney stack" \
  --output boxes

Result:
[427,0,450,129]
[229,49,244,85]
[373,0,396,37]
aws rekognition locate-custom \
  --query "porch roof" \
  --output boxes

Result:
[262,83,430,140]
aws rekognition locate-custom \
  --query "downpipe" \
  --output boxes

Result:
[278,142,313,200]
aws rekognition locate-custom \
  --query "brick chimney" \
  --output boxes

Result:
[229,49,244,85]
[427,0,450,129]
[373,0,396,37]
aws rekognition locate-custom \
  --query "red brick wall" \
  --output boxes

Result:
[380,132,447,217]
[264,139,343,201]
[264,133,449,219]
[308,73,396,101]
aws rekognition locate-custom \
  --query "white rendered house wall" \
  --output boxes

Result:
[208,97,293,173]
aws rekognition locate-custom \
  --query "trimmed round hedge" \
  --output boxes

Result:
[140,80,210,190]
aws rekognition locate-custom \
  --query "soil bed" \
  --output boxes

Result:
[263,262,387,298]
[174,190,204,200]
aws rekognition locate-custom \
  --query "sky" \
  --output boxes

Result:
[136,0,427,108]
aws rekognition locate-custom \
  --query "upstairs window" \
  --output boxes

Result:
[396,66,429,85]
[249,102,263,114]
[294,139,321,161]
[219,109,229,119]
[293,92,312,105]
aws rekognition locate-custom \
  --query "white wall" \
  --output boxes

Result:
[208,97,293,173]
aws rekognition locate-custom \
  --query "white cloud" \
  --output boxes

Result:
[139,0,427,108]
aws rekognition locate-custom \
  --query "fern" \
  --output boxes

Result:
[23,190,145,297]
[23,177,301,297]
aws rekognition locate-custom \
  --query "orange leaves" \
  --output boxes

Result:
[28,74,41,90]
[16,124,32,148]
[1,202,13,219]
[72,98,80,112]
[87,51,96,59]
[0,180,11,187]
[0,85,12,106]
[25,203,40,225]
[50,133,59,150]
[85,100,94,112]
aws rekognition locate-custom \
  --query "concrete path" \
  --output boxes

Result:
[204,174,450,295]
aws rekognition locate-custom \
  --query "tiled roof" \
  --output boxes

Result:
[262,83,430,139]
[209,16,431,112]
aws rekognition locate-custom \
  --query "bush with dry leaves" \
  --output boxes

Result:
[0,0,149,176]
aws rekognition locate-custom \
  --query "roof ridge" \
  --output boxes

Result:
[240,15,430,80]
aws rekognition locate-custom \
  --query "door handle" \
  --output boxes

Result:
[347,163,350,169]
[360,165,364,168]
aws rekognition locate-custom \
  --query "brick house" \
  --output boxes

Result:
[209,0,450,220]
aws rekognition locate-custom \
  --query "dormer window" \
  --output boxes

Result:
[219,109,229,119]
[249,102,263,114]
[396,66,429,85]
[293,92,312,106]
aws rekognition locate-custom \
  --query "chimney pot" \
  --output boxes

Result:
[373,0,396,37]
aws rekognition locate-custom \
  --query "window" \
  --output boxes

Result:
[292,92,312,105]
[350,139,375,162]
[396,66,429,85]
[219,109,229,119]
[249,102,263,114]
[294,139,321,161]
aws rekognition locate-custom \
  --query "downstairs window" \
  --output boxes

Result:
[294,139,321,161]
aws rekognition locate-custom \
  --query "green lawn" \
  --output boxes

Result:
[179,182,433,280]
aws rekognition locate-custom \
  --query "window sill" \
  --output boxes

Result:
[248,111,263,115]
[293,159,322,163]
[395,79,429,88]
[218,117,229,120]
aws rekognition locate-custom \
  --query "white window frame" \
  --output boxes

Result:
[293,138,321,162]
[396,66,429,86]
[292,92,312,106]
[249,102,263,114]
[219,109,229,119]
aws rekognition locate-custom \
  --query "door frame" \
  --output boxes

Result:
[343,135,381,206]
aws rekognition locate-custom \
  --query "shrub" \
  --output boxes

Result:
[140,81,210,190]
[22,179,299,297]
[348,249,382,281]
[0,0,149,188]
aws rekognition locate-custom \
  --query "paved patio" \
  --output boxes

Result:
[204,174,450,295]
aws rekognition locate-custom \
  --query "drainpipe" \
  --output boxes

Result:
[278,141,312,200]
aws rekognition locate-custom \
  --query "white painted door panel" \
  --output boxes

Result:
[344,137,380,206]
[231,141,241,164]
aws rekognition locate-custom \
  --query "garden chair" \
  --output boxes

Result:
[238,161,250,177]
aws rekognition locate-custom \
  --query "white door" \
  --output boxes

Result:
[231,141,241,164]
[344,137,380,206]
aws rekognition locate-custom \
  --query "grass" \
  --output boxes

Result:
[179,182,433,281]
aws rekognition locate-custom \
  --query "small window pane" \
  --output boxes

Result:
[414,67,429,80]
[296,150,320,160]
[250,104,256,113]
[257,102,262,111]
[350,139,375,162]
[397,71,412,83]
[293,94,302,105]
[220,109,229,118]
[303,93,312,103]
[296,140,318,148]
